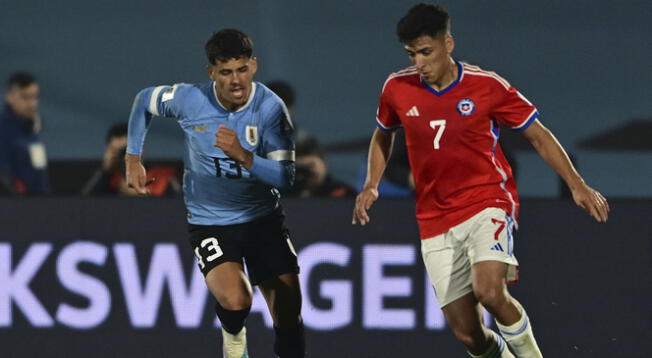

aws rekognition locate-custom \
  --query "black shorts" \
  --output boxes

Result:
[188,210,300,285]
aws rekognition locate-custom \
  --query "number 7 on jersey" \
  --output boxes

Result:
[429,120,446,150]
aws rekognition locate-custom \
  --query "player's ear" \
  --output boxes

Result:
[206,65,215,80]
[445,35,455,54]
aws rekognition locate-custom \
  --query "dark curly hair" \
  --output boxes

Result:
[396,3,450,44]
[205,28,254,65]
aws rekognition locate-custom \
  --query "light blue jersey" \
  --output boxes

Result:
[127,81,295,225]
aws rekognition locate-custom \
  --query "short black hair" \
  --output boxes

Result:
[396,3,450,44]
[266,80,295,108]
[106,122,128,144]
[7,71,37,89]
[205,29,254,65]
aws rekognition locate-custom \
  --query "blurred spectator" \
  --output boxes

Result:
[266,80,354,197]
[357,128,414,197]
[0,72,50,195]
[285,137,355,198]
[266,80,312,144]
[81,122,181,196]
[381,128,415,196]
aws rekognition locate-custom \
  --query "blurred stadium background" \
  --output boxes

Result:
[1,0,651,357]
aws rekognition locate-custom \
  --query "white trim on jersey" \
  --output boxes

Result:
[148,86,166,116]
[212,82,258,112]
[375,116,402,131]
[489,120,518,223]
[513,109,539,130]
[381,67,419,92]
[463,65,511,90]
[266,150,295,162]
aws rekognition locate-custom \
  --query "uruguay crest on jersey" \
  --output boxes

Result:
[245,125,259,146]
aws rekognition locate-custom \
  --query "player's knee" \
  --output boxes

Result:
[217,293,252,311]
[473,285,507,310]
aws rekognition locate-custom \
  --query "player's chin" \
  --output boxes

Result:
[232,98,247,107]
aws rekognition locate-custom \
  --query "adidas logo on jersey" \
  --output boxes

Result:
[405,106,420,117]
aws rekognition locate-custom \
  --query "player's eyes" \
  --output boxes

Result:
[219,71,231,75]
[238,67,249,73]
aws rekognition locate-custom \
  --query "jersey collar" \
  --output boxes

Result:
[421,61,463,97]
[212,82,257,113]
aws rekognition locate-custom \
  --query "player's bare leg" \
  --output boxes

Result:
[442,293,514,357]
[205,262,252,358]
[472,261,542,357]
[259,273,305,358]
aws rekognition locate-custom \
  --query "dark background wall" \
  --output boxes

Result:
[0,198,650,357]
[1,1,651,197]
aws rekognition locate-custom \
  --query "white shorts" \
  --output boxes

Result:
[421,207,519,308]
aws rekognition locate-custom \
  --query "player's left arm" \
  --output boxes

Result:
[214,104,295,189]
[522,120,609,222]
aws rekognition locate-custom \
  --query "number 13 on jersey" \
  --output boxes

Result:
[429,119,446,150]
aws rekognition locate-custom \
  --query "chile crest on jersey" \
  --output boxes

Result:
[456,98,476,116]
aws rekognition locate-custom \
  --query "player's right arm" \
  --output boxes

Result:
[353,76,400,225]
[124,85,185,195]
[353,128,395,225]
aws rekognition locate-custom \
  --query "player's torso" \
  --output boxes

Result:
[390,68,510,209]
[175,82,279,224]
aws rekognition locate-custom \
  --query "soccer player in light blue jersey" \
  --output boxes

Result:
[125,29,304,358]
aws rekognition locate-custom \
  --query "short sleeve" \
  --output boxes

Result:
[261,103,295,162]
[375,77,401,131]
[147,83,192,119]
[491,85,539,132]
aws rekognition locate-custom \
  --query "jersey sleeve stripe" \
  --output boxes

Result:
[266,150,295,161]
[376,117,401,131]
[148,86,166,116]
[464,70,511,90]
[512,109,539,131]
[382,68,419,92]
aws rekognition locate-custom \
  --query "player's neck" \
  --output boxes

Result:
[427,58,457,92]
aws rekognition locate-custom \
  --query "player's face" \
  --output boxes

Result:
[404,34,454,85]
[5,83,39,119]
[208,56,258,111]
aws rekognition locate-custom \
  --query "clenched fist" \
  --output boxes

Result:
[214,124,253,169]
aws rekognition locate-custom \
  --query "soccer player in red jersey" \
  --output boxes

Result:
[352,4,609,358]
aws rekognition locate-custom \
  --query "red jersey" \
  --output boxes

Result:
[376,62,538,239]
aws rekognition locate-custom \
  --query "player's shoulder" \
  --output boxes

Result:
[254,82,287,114]
[256,82,284,106]
[177,82,212,98]
[152,82,205,102]
[461,62,512,90]
[382,66,421,91]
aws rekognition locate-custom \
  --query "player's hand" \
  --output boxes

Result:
[571,182,609,222]
[125,154,150,195]
[215,124,253,168]
[352,187,379,225]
